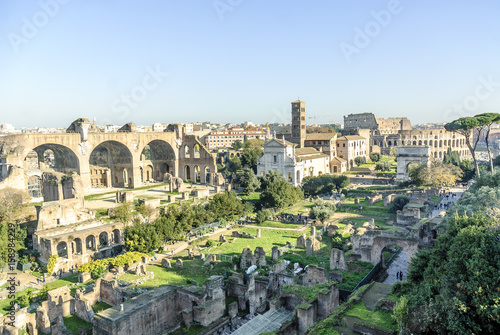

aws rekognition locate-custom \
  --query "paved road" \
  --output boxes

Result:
[428,187,465,218]
[383,251,408,284]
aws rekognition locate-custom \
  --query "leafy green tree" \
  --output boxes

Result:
[443,147,461,166]
[261,179,303,209]
[255,209,272,223]
[389,195,410,212]
[207,191,245,221]
[114,201,134,224]
[409,162,463,186]
[241,147,263,171]
[226,156,242,173]
[236,168,261,194]
[459,159,475,182]
[354,156,366,166]
[309,200,336,224]
[232,140,243,150]
[476,113,500,173]
[375,161,391,171]
[125,222,162,253]
[445,117,483,177]
[402,213,500,333]
[301,175,350,196]
[369,152,381,162]
[259,169,286,190]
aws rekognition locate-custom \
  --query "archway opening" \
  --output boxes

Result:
[194,144,200,158]
[27,144,80,174]
[89,141,133,188]
[86,235,96,251]
[73,238,82,255]
[56,241,68,259]
[140,140,176,182]
[185,165,191,182]
[112,229,121,244]
[381,244,408,283]
[99,232,109,248]
[205,166,210,184]
[27,176,42,199]
[194,165,201,183]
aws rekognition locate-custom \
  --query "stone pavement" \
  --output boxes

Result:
[428,187,464,218]
[383,251,407,285]
[230,308,293,335]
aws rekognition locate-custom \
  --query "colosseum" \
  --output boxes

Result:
[344,113,470,159]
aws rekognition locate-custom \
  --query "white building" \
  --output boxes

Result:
[205,127,269,150]
[257,139,329,186]
[336,135,368,169]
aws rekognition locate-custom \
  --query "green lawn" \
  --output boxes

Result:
[285,200,315,215]
[336,261,373,291]
[118,262,208,289]
[240,192,261,202]
[252,220,302,229]
[0,287,37,315]
[92,301,112,313]
[344,301,397,331]
[64,315,93,335]
[207,227,307,256]
[44,274,79,291]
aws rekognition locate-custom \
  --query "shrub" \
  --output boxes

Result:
[354,156,367,166]
[375,161,391,171]
[205,239,216,247]
[390,195,410,213]
[369,152,381,162]
[47,255,57,275]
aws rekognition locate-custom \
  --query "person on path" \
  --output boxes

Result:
[399,271,403,281]
[396,271,399,280]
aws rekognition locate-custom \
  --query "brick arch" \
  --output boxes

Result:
[25,143,80,174]
[369,236,419,267]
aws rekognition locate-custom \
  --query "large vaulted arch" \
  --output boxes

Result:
[139,140,176,182]
[25,143,80,174]
[89,141,133,188]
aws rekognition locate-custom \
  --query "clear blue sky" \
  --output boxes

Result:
[1,0,499,128]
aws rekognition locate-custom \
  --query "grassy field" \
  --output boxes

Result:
[64,315,93,334]
[239,192,261,202]
[92,301,112,313]
[0,287,37,315]
[339,198,395,218]
[118,261,210,289]
[206,227,308,256]
[284,200,315,215]
[251,220,303,229]
[344,301,397,331]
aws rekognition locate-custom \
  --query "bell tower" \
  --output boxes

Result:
[291,100,306,148]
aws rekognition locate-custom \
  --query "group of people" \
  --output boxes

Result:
[396,270,404,281]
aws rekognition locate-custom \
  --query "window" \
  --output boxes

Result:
[273,155,277,163]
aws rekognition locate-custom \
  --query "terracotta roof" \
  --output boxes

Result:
[306,133,337,141]
[295,147,328,159]
[332,156,347,163]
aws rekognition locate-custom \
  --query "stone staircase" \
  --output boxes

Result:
[231,308,293,335]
